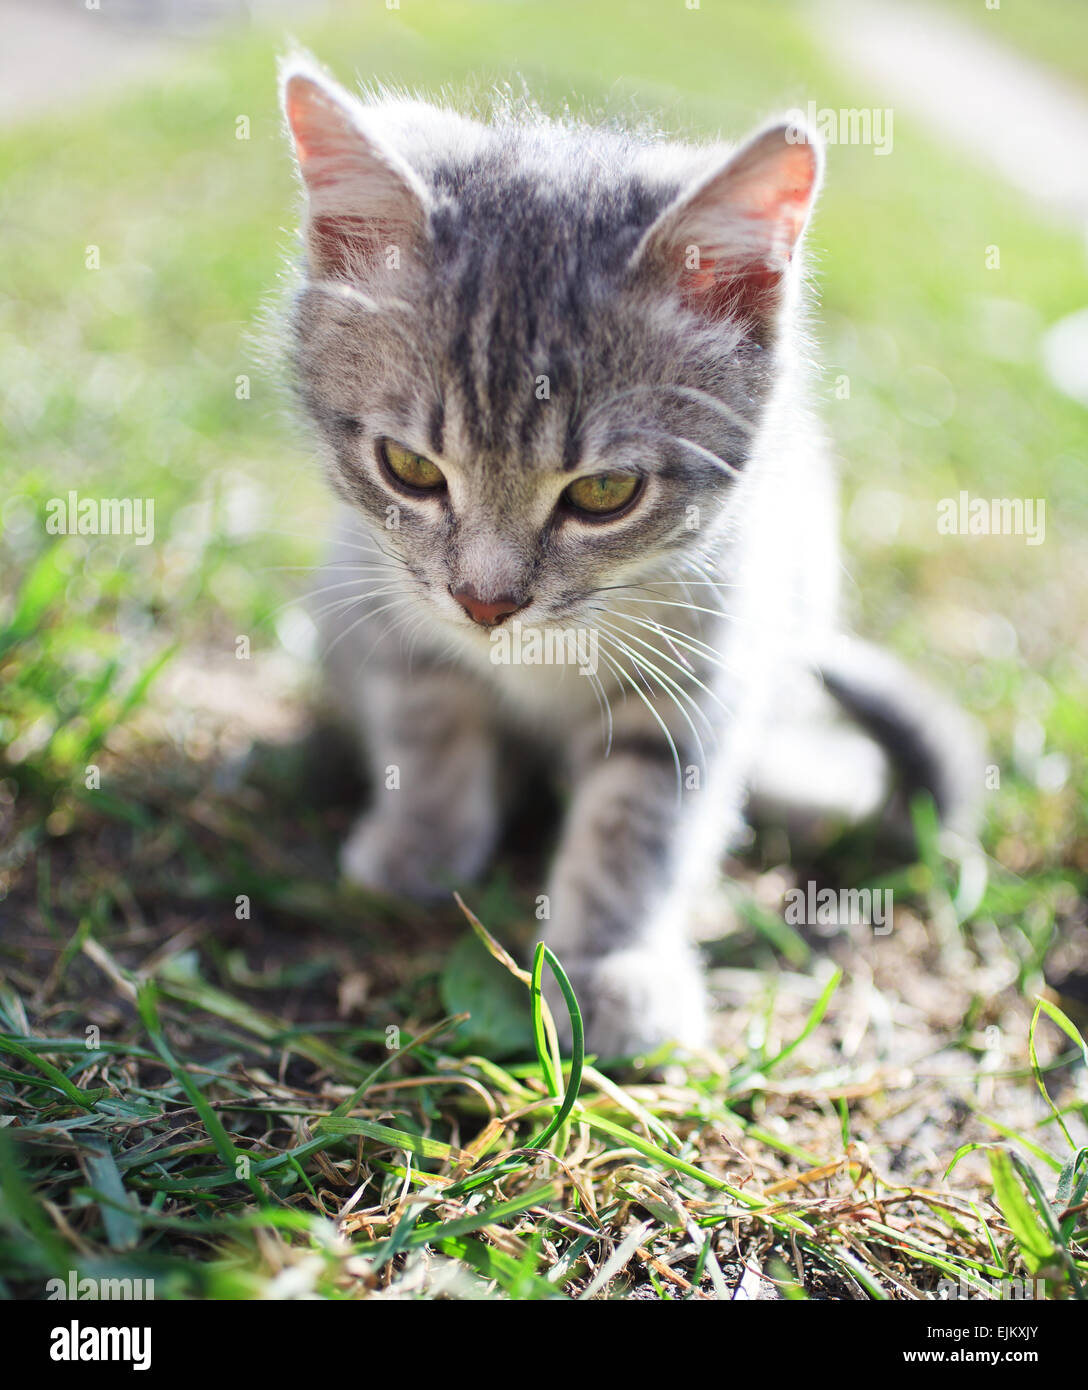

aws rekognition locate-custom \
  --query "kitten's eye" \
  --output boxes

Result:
[379,439,446,492]
[563,472,641,517]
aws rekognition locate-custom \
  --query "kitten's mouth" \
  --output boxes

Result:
[440,597,580,638]
[448,607,539,636]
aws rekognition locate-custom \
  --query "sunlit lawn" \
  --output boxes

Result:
[1,0,1085,1300]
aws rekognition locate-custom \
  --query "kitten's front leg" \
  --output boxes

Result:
[542,733,728,1058]
[339,659,500,901]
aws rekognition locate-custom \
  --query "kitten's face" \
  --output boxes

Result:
[283,65,820,643]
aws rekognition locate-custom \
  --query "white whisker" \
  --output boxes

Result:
[593,637,685,799]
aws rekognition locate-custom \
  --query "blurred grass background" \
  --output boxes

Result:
[2,0,1086,806]
[0,0,1086,1300]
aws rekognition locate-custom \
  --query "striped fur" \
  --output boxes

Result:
[280,58,980,1057]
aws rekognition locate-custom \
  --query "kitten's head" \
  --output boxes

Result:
[281,59,821,642]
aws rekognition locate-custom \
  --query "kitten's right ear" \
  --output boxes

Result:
[280,60,430,280]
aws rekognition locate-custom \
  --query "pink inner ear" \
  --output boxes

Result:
[309,215,398,275]
[284,74,425,280]
[680,236,789,328]
[286,80,348,186]
[670,143,818,328]
[679,252,785,327]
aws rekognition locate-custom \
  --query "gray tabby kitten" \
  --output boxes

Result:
[280,59,979,1057]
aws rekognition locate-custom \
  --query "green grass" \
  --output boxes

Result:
[1,0,1086,1300]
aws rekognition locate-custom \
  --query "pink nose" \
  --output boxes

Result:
[451,586,524,627]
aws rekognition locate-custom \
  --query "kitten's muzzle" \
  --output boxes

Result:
[449,585,527,628]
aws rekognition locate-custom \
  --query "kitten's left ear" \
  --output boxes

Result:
[632,121,823,334]
[281,58,431,280]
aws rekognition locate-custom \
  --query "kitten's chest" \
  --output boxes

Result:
[460,635,604,730]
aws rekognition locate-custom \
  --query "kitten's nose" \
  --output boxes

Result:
[450,586,524,627]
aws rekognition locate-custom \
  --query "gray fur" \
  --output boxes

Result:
[279,58,981,1057]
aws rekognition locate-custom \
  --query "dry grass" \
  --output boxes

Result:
[1,0,1086,1302]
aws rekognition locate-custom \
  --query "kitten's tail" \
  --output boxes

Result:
[815,632,985,844]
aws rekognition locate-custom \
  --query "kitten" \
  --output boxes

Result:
[279,58,981,1057]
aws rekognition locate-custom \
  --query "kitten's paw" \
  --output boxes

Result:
[339,813,425,899]
[545,945,708,1060]
[339,810,490,901]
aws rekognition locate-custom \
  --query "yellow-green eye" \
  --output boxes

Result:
[380,440,446,491]
[563,472,641,517]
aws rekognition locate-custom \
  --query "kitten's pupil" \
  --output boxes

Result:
[380,439,446,492]
[564,472,640,516]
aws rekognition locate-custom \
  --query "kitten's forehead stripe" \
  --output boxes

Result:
[428,399,445,457]
[561,424,582,473]
[425,145,686,468]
